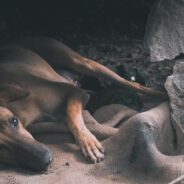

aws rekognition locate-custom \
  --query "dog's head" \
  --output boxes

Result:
[0,84,53,171]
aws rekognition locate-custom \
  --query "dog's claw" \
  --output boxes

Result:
[100,147,105,153]
[77,129,104,163]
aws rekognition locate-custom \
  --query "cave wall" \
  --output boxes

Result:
[0,0,155,41]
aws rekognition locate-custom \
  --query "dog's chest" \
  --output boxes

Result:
[37,105,66,123]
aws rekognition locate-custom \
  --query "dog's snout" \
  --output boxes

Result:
[30,147,53,171]
[39,148,53,169]
[18,143,53,171]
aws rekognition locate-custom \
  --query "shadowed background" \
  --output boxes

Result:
[0,0,155,41]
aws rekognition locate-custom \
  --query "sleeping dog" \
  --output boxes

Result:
[0,37,166,171]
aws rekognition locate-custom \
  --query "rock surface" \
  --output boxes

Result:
[165,59,184,128]
[144,0,184,62]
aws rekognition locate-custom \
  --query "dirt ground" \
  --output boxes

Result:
[0,133,98,184]
[0,39,175,184]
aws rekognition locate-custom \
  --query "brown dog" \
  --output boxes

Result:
[0,37,166,171]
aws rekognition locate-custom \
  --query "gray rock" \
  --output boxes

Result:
[165,59,184,128]
[144,0,184,62]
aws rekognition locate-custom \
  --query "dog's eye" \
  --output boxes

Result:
[10,117,19,128]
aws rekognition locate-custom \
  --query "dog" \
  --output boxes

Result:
[0,37,167,171]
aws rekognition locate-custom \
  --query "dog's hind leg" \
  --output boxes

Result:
[27,116,118,140]
[27,121,69,135]
[15,37,167,99]
[27,104,138,141]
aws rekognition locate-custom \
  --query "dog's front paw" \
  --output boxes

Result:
[77,129,104,163]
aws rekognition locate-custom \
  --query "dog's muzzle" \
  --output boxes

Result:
[15,139,53,171]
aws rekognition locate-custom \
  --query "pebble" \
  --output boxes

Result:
[65,162,70,167]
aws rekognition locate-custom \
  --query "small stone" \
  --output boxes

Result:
[65,162,70,167]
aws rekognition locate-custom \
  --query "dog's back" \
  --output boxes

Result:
[0,46,70,84]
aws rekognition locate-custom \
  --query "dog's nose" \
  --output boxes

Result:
[22,146,53,171]
[38,149,53,170]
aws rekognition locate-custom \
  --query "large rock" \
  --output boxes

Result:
[165,59,184,128]
[144,0,184,62]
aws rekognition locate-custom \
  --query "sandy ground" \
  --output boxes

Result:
[0,133,103,184]
[0,102,179,184]
[0,131,136,184]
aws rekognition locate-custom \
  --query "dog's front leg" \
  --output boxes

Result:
[65,94,104,163]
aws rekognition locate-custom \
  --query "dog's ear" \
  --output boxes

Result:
[0,84,30,103]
